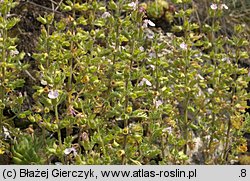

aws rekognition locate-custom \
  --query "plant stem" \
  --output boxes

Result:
[46,25,50,69]
[0,13,7,135]
[65,0,76,137]
[68,0,76,92]
[206,16,218,163]
[55,104,62,149]
[122,77,129,165]
[223,47,240,163]
[183,47,190,155]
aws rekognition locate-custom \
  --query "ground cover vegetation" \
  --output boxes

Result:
[0,0,250,165]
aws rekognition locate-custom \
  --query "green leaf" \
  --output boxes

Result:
[12,157,24,164]
[18,110,32,119]
[28,115,36,123]
[9,79,25,89]
[94,19,105,27]
[46,14,54,24]
[130,158,142,165]
[61,5,72,12]
[190,123,199,130]
[6,17,19,30]
[239,52,249,59]
[109,0,118,10]
[55,21,66,31]
[76,16,88,25]
[74,3,88,11]
[178,151,188,160]
[131,110,147,118]
[40,96,52,107]
[171,25,183,32]
[37,16,47,24]
[188,106,195,113]
[172,0,183,3]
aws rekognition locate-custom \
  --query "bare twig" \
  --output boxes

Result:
[23,0,63,14]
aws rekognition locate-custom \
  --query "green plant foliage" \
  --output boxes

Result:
[11,134,55,164]
[0,0,27,156]
[147,1,165,19]
[0,0,249,165]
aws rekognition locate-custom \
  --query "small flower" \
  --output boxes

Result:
[128,2,136,7]
[207,88,214,94]
[10,50,19,56]
[55,162,62,165]
[41,80,47,86]
[143,19,155,28]
[138,78,152,86]
[48,90,59,99]
[148,21,155,27]
[139,6,146,13]
[149,52,156,58]
[101,12,111,19]
[197,74,204,80]
[180,42,187,50]
[147,64,155,70]
[146,31,154,39]
[3,126,11,139]
[81,132,89,142]
[68,106,77,116]
[64,147,77,156]
[155,99,163,108]
[6,13,11,18]
[128,1,138,10]
[220,4,228,10]
[162,127,172,134]
[221,57,230,62]
[139,46,144,52]
[210,3,218,10]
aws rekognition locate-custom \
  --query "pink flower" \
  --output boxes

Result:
[64,147,77,156]
[139,6,146,13]
[138,78,152,87]
[10,50,19,56]
[145,29,154,39]
[69,106,77,116]
[143,19,155,28]
[139,46,144,52]
[180,42,187,50]
[128,0,138,10]
[128,2,136,10]
[48,90,59,99]
[210,3,217,10]
[155,100,163,108]
[101,12,111,18]
[81,132,89,142]
[220,4,228,10]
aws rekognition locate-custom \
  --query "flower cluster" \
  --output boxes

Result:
[210,3,228,10]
